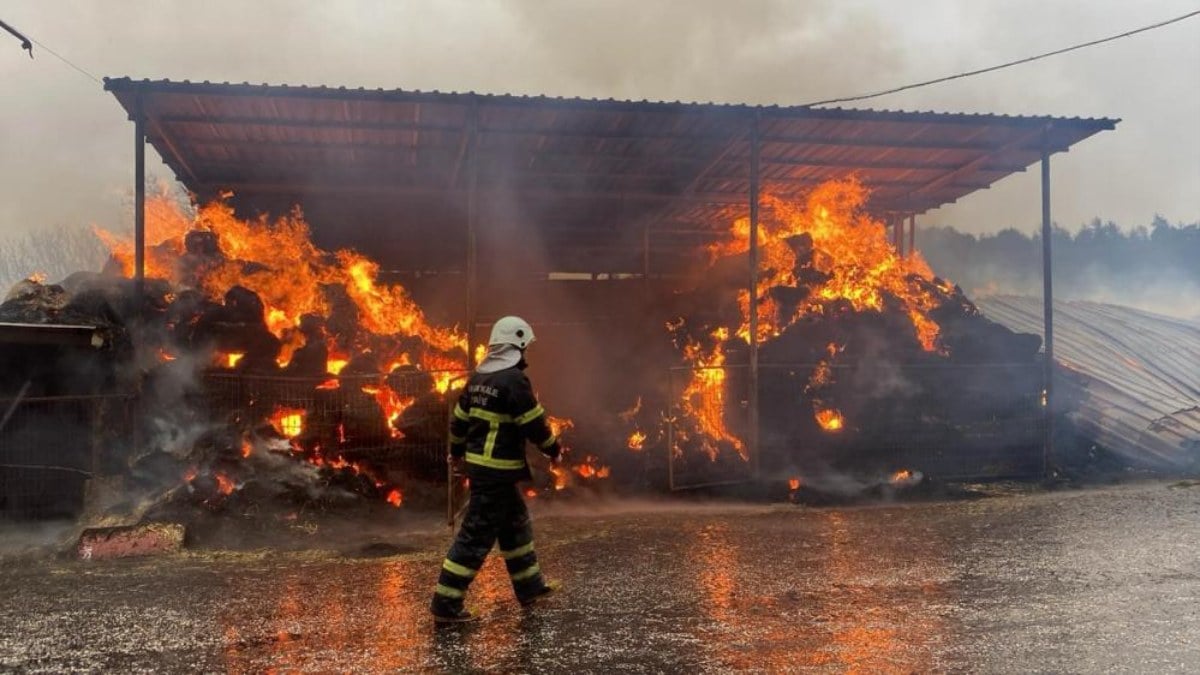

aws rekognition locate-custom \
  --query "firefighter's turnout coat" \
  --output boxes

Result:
[448,365,561,483]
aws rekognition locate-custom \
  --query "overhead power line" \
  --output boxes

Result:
[802,8,1200,107]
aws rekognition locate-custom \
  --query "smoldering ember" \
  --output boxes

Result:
[2,73,1199,673]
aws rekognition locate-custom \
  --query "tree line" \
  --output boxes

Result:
[918,216,1200,319]
[0,225,110,292]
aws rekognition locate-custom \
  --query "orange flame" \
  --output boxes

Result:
[815,408,844,432]
[548,463,569,491]
[362,384,414,439]
[214,472,236,496]
[627,430,647,451]
[93,194,468,367]
[707,178,942,351]
[788,477,801,491]
[890,469,913,484]
[678,329,746,461]
[547,416,574,439]
[524,488,539,499]
[158,349,177,362]
[385,489,402,507]
[326,358,348,375]
[218,352,245,369]
[270,407,306,439]
[240,439,252,459]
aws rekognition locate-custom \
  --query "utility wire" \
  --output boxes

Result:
[27,35,101,83]
[1,17,101,83]
[802,8,1200,107]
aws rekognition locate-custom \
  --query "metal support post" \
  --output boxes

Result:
[642,224,651,300]
[908,214,916,257]
[133,100,146,302]
[1040,128,1055,477]
[667,367,676,491]
[748,114,761,477]
[465,97,480,369]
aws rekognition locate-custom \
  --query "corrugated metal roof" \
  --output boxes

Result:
[979,296,1200,470]
[102,77,1118,273]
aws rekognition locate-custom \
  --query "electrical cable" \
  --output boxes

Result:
[27,35,101,83]
[801,8,1200,107]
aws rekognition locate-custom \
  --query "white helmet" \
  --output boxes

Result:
[488,316,535,349]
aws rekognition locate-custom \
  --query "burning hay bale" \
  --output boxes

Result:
[644,178,1048,483]
[2,193,480,521]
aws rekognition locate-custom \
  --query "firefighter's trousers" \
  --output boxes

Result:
[431,481,548,614]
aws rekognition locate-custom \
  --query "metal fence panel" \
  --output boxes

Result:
[202,370,461,482]
[0,394,120,519]
[758,362,1046,480]
[667,364,755,490]
[667,362,1046,488]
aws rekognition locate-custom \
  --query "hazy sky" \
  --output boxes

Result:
[2,0,1197,238]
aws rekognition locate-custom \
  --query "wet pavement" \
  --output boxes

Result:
[4,481,1200,673]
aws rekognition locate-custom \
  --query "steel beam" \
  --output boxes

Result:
[748,114,761,478]
[465,98,480,369]
[1041,128,1055,477]
[134,100,146,302]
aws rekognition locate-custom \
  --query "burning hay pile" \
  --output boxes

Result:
[2,176,1052,522]
[2,193,478,520]
[633,178,1047,485]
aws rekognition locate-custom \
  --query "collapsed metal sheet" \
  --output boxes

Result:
[979,296,1200,469]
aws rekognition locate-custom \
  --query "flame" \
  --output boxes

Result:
[90,193,491,511]
[94,193,468,368]
[158,348,177,362]
[240,439,252,459]
[815,408,844,432]
[362,384,415,439]
[548,463,569,491]
[678,330,746,461]
[27,271,48,284]
[618,397,643,423]
[547,415,574,439]
[707,178,943,350]
[572,455,611,480]
[214,472,236,496]
[218,352,245,369]
[385,489,402,507]
[271,407,306,439]
[627,430,647,451]
[890,469,913,484]
[788,477,801,491]
[524,488,538,499]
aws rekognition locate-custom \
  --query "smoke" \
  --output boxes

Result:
[917,219,1200,319]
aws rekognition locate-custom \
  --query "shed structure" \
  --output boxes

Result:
[102,77,1119,474]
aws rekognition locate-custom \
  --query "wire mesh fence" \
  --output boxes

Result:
[0,393,131,520]
[202,369,465,481]
[668,362,1047,488]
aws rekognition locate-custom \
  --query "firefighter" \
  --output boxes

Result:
[430,316,562,623]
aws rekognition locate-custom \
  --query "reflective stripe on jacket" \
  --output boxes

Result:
[449,366,559,483]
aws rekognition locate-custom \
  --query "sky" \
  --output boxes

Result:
[1,0,1197,238]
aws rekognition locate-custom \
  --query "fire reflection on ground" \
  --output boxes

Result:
[13,502,970,672]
